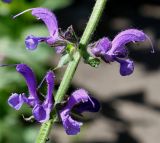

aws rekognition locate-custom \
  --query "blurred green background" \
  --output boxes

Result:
[0,0,160,143]
[0,0,74,142]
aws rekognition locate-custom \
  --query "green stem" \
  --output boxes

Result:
[36,0,107,142]
[80,0,107,47]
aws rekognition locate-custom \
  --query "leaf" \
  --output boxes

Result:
[55,53,72,69]
[87,57,101,68]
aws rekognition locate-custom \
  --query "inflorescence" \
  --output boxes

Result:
[2,7,154,135]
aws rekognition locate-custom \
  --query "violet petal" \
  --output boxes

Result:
[60,89,99,135]
[46,36,58,45]
[67,89,90,109]
[43,71,55,105]
[25,35,48,51]
[91,37,111,57]
[16,64,39,104]
[111,29,148,53]
[32,71,55,123]
[32,8,58,37]
[8,93,24,110]
[116,58,134,76]
[74,96,100,113]
[32,105,47,123]
[60,109,82,135]
[105,29,149,62]
[13,8,60,50]
[55,46,65,54]
[42,71,55,121]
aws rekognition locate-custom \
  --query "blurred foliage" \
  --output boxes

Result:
[0,0,73,143]
[42,0,73,10]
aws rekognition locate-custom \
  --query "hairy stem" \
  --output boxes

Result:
[36,0,107,142]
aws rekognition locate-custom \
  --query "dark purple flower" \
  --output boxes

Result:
[8,64,55,123]
[13,8,64,53]
[2,0,12,3]
[59,89,100,135]
[90,29,154,76]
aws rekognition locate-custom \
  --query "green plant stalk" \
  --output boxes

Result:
[36,0,107,142]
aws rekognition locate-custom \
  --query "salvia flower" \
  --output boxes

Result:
[8,64,55,123]
[13,8,65,53]
[59,89,100,135]
[90,29,154,76]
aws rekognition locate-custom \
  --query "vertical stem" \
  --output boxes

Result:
[80,0,107,47]
[36,0,107,143]
[54,51,80,103]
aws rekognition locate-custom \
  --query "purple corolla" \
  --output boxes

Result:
[8,64,55,123]
[90,29,154,76]
[59,89,100,135]
[13,8,64,53]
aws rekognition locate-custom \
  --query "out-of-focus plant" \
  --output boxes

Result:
[0,0,73,143]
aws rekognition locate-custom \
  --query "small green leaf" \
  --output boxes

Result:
[55,54,72,69]
[87,57,101,68]
[66,43,75,55]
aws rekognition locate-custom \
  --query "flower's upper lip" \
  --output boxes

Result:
[111,29,154,53]
[13,7,58,36]
[31,8,58,36]
[16,64,38,100]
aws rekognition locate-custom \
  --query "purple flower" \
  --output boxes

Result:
[2,0,12,3]
[90,29,154,76]
[13,8,64,53]
[8,64,55,123]
[59,89,100,135]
